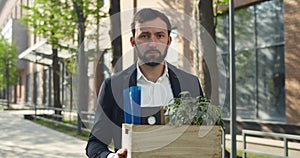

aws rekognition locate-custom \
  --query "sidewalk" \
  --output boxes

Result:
[0,110,87,158]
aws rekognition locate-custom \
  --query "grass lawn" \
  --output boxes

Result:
[234,150,273,158]
[33,118,90,141]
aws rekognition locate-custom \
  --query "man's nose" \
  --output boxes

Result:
[148,37,158,47]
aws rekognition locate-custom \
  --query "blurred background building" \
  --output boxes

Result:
[0,0,299,134]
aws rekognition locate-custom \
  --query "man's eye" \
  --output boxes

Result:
[157,34,165,39]
[141,35,149,39]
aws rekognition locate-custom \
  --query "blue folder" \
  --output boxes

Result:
[123,86,141,124]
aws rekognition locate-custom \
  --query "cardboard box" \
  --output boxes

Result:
[122,124,222,158]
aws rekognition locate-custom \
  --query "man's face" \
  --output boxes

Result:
[131,18,172,66]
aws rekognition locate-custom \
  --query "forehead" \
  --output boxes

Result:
[135,18,168,33]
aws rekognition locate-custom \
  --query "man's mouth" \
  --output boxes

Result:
[147,51,159,55]
[145,49,161,55]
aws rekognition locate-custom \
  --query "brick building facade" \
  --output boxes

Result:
[284,0,300,125]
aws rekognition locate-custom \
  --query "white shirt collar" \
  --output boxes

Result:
[136,61,169,82]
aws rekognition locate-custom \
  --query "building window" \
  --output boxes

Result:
[19,76,22,99]
[33,72,41,105]
[43,69,51,106]
[216,0,285,122]
[26,74,32,103]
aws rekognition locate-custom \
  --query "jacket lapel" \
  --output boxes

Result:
[128,69,137,87]
[167,66,181,98]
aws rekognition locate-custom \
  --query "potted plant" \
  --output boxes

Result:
[166,91,224,127]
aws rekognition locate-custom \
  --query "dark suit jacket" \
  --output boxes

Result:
[86,62,203,158]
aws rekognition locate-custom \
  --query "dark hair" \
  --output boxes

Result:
[131,8,172,37]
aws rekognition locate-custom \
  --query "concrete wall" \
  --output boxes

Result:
[0,0,18,28]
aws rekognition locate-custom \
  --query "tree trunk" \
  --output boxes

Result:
[195,0,219,105]
[109,0,122,72]
[199,0,215,40]
[73,0,88,135]
[52,47,62,119]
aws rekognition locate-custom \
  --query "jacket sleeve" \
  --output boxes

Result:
[86,79,114,158]
[86,134,112,158]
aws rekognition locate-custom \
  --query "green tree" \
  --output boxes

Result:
[70,0,105,134]
[22,0,76,117]
[22,0,105,132]
[0,36,18,108]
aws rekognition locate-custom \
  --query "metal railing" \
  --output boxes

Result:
[33,106,94,132]
[242,129,300,158]
[80,111,95,125]
[0,99,8,107]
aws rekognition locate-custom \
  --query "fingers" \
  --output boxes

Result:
[116,148,127,158]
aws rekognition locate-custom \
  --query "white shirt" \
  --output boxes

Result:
[136,61,174,107]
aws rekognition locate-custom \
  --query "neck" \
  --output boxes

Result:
[138,62,165,82]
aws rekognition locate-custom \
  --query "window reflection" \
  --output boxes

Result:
[216,0,285,122]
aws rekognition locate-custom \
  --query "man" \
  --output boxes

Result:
[86,8,203,158]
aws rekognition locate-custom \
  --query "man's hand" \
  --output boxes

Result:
[112,148,127,158]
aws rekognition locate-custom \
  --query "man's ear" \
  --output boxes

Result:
[167,36,172,46]
[130,37,135,47]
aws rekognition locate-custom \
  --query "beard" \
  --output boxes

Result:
[135,45,168,67]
